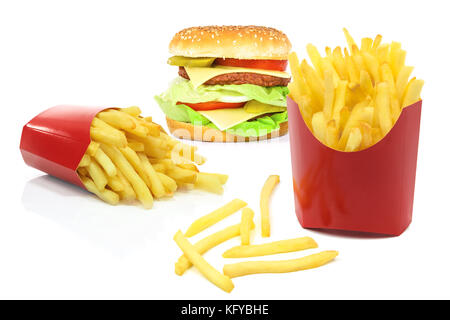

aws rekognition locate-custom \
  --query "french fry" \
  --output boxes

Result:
[343,28,357,53]
[260,175,280,238]
[223,251,338,278]
[86,141,100,157]
[402,79,424,108]
[78,154,91,167]
[240,207,254,246]
[138,152,166,198]
[87,159,108,191]
[194,172,224,195]
[311,112,326,143]
[116,168,136,201]
[396,66,414,100]
[167,166,197,184]
[345,127,362,152]
[93,147,117,177]
[375,82,393,136]
[325,120,339,149]
[200,172,229,185]
[184,199,247,237]
[223,237,318,258]
[175,222,254,276]
[323,69,335,120]
[174,231,234,293]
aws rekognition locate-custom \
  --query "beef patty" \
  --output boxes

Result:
[178,67,290,87]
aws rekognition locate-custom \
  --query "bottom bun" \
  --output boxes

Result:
[166,117,288,142]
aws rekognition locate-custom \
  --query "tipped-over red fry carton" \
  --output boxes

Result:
[287,97,422,236]
[20,105,107,188]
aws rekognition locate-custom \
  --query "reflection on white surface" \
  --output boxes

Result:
[21,175,197,257]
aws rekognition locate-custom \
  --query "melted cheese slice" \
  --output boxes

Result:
[185,66,290,88]
[197,108,267,131]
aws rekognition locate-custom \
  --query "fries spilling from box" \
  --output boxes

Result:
[287,30,423,235]
[20,105,227,208]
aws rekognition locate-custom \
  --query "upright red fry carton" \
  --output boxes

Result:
[20,105,107,188]
[287,97,422,236]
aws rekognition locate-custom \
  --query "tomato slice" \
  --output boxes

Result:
[214,58,288,71]
[177,101,246,111]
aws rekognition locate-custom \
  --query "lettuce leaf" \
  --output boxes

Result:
[155,96,287,137]
[161,77,288,107]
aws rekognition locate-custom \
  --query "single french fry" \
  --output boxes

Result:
[360,70,374,96]
[200,173,229,185]
[87,159,108,191]
[119,146,152,188]
[173,231,234,293]
[86,141,100,157]
[360,37,373,52]
[101,144,153,208]
[372,34,383,50]
[396,66,414,100]
[223,251,338,278]
[402,79,424,108]
[359,121,373,149]
[175,222,253,276]
[184,199,248,237]
[138,152,166,198]
[195,172,224,195]
[343,28,357,53]
[323,69,335,120]
[332,80,348,125]
[375,82,393,136]
[116,168,136,201]
[78,154,91,167]
[93,147,117,177]
[260,175,280,238]
[81,176,119,205]
[345,127,362,152]
[325,120,339,149]
[311,112,327,144]
[362,52,380,83]
[306,44,323,75]
[240,207,254,246]
[223,237,318,258]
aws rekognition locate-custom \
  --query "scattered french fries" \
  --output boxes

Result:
[288,29,424,151]
[76,107,227,207]
[173,176,338,293]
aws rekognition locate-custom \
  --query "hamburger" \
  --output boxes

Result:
[155,25,291,142]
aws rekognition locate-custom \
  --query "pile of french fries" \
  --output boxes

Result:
[173,175,338,293]
[77,107,227,208]
[288,29,424,151]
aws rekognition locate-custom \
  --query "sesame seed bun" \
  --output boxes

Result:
[165,117,288,142]
[169,25,291,60]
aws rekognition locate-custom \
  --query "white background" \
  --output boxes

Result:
[1,0,449,300]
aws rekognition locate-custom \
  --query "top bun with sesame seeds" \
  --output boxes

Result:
[169,25,291,60]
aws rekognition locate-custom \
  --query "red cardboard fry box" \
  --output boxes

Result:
[20,105,107,188]
[286,97,422,236]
